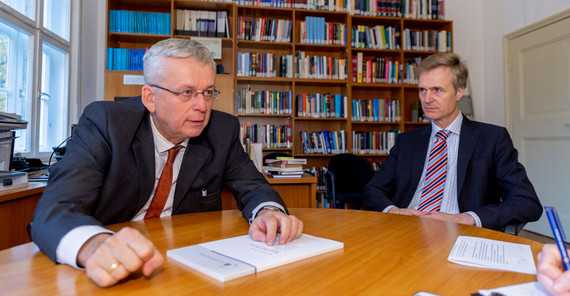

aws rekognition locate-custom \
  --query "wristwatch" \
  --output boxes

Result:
[260,205,283,213]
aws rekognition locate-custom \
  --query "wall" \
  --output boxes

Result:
[81,0,570,127]
[446,0,570,126]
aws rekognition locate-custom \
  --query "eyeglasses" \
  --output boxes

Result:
[149,84,220,101]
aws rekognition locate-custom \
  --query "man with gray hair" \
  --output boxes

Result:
[362,52,542,231]
[31,38,303,287]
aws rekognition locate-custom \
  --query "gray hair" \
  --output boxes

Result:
[143,38,216,84]
[416,52,468,92]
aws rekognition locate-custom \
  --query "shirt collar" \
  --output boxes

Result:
[149,114,188,153]
[431,112,463,137]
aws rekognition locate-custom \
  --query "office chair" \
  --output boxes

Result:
[503,222,526,236]
[324,153,373,209]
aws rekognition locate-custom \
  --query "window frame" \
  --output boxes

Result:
[0,0,78,159]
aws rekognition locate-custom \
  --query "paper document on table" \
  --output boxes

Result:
[478,281,548,296]
[167,234,343,282]
[447,236,536,274]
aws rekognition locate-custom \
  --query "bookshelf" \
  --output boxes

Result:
[104,0,453,206]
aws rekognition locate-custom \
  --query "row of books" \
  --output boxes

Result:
[106,48,145,71]
[174,9,229,38]
[264,158,307,178]
[300,130,348,154]
[237,52,294,78]
[236,88,293,115]
[230,0,444,19]
[401,0,445,20]
[352,130,399,154]
[296,51,348,80]
[403,57,422,84]
[235,0,347,11]
[351,24,401,50]
[297,93,348,119]
[299,17,347,45]
[109,10,170,35]
[353,0,402,16]
[239,123,293,149]
[352,98,401,122]
[410,100,429,122]
[238,17,292,42]
[402,29,451,52]
[305,166,327,191]
[352,55,403,84]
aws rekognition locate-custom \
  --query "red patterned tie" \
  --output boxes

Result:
[417,130,449,213]
[144,145,183,219]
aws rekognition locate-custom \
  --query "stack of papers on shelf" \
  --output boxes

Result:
[0,112,28,130]
[447,236,536,274]
[167,234,343,282]
[263,158,306,178]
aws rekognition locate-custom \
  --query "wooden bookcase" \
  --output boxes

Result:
[104,0,453,175]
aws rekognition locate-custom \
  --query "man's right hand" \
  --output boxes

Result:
[388,207,429,216]
[77,227,164,288]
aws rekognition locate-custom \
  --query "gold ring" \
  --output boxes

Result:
[108,262,121,274]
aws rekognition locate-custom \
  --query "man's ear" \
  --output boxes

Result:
[455,87,465,101]
[141,85,156,113]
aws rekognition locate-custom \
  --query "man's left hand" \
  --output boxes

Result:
[424,212,476,226]
[249,210,304,246]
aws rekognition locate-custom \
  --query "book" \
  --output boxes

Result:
[167,234,343,282]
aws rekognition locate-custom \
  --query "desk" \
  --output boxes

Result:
[222,173,317,209]
[0,209,542,295]
[0,182,46,250]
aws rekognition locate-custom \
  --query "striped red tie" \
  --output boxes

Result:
[417,130,449,213]
[144,145,183,219]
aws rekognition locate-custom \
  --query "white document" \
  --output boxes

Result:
[447,236,536,274]
[478,281,548,296]
[167,234,343,282]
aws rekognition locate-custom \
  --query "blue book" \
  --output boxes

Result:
[372,98,379,122]
[321,130,332,154]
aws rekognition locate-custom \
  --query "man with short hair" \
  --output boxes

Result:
[362,52,542,230]
[31,38,303,287]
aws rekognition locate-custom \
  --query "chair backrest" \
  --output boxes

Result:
[326,153,373,194]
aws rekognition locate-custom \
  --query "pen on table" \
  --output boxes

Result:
[545,206,570,270]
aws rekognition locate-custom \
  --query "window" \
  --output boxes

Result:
[0,0,73,158]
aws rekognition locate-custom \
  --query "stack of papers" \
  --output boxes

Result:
[263,158,306,178]
[447,236,536,274]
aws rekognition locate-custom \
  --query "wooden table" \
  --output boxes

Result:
[0,208,542,295]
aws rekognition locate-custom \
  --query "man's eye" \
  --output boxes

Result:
[203,90,214,96]
[180,90,194,96]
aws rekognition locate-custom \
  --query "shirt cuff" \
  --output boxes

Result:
[249,201,286,224]
[56,225,114,269]
[465,211,482,227]
[383,205,397,213]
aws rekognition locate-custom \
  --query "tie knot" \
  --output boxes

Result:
[167,145,183,164]
[436,130,449,141]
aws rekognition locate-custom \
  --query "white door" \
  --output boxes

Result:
[505,10,570,238]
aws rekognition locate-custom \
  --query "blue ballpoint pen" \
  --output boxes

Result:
[545,206,570,270]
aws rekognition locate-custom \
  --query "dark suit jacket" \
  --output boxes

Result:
[362,116,542,231]
[31,97,286,262]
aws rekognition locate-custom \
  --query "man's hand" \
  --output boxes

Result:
[388,207,430,217]
[77,227,164,288]
[423,212,476,225]
[537,244,570,296]
[249,210,304,246]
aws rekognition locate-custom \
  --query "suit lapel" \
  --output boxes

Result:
[457,117,478,199]
[172,140,211,212]
[133,115,156,212]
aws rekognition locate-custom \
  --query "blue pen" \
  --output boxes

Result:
[545,206,570,270]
